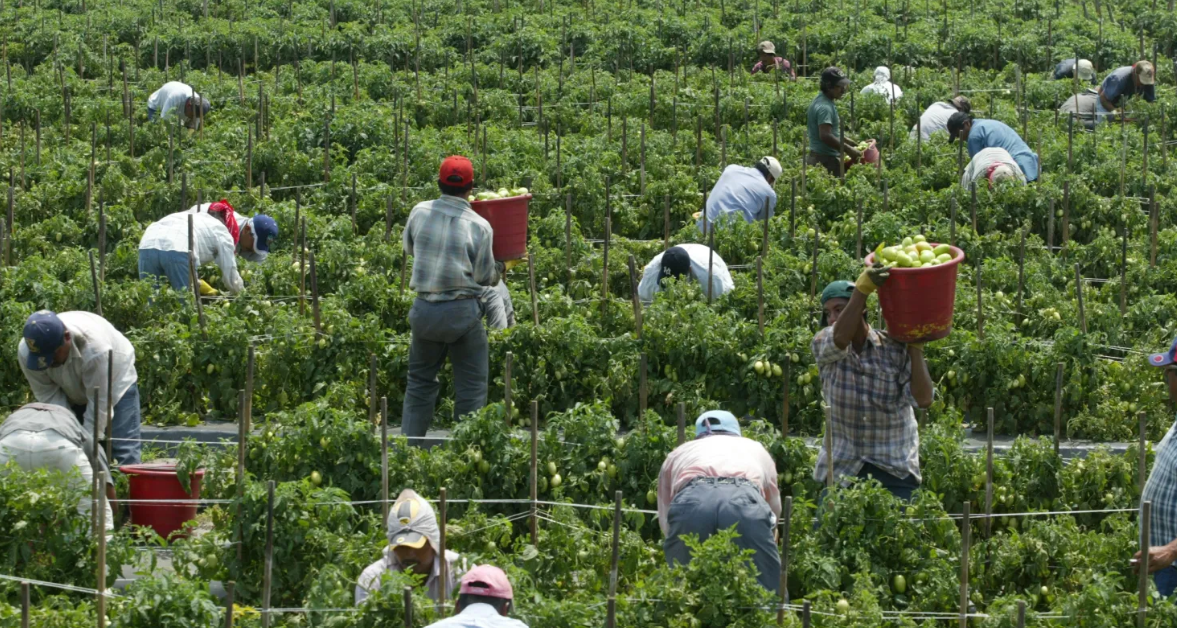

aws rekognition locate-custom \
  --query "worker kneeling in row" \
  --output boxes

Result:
[960,147,1027,189]
[0,403,114,532]
[637,244,733,305]
[356,489,465,605]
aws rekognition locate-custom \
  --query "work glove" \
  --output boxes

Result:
[855,262,890,295]
[198,279,219,296]
[503,253,528,272]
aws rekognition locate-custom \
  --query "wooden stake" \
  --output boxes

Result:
[565,194,573,289]
[984,407,994,536]
[224,582,234,628]
[261,480,275,628]
[438,487,448,617]
[677,402,686,445]
[825,407,834,489]
[381,398,389,527]
[89,250,102,316]
[1139,500,1151,628]
[975,260,983,340]
[1139,411,1148,496]
[1150,187,1158,267]
[504,352,513,426]
[20,581,28,628]
[95,470,107,627]
[628,255,642,337]
[309,250,321,334]
[530,400,539,544]
[639,353,648,417]
[236,391,247,579]
[958,502,970,628]
[1075,264,1086,333]
[1120,223,1129,315]
[663,195,671,250]
[781,362,790,437]
[606,491,622,628]
[757,257,765,335]
[1053,362,1064,455]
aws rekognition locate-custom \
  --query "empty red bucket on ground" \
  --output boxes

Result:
[471,194,531,261]
[864,244,965,343]
[121,463,204,539]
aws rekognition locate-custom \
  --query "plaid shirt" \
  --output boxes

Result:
[1143,416,1177,548]
[403,195,501,302]
[811,326,921,485]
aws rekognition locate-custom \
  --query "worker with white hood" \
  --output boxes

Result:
[860,66,903,104]
[356,489,466,604]
[960,147,1027,190]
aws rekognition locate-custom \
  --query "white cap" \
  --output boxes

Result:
[1076,59,1095,81]
[759,156,783,181]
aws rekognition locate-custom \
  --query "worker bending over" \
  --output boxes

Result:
[751,41,796,79]
[357,489,466,604]
[1053,58,1097,83]
[1136,339,1177,597]
[1097,60,1156,119]
[423,565,529,627]
[813,276,933,501]
[697,156,781,230]
[947,113,1040,182]
[0,403,115,532]
[186,201,278,264]
[806,67,862,177]
[637,244,733,305]
[960,147,1027,189]
[147,81,210,129]
[139,210,245,295]
[18,311,141,466]
[860,66,903,104]
[910,96,971,140]
[658,411,781,592]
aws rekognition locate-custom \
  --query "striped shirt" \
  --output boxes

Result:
[1143,416,1177,549]
[811,326,921,485]
[404,195,502,302]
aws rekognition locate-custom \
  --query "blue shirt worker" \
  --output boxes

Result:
[1099,61,1156,113]
[423,565,529,628]
[1137,339,1177,597]
[17,311,141,466]
[1053,58,1096,83]
[946,114,1039,182]
[696,157,781,231]
[812,276,933,501]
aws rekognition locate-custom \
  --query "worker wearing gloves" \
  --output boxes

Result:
[481,283,516,330]
[17,311,141,466]
[146,81,210,129]
[960,147,1028,189]
[0,403,114,532]
[1053,58,1097,83]
[1096,61,1157,120]
[751,40,796,79]
[1135,339,1177,596]
[423,565,529,628]
[806,67,862,177]
[947,113,1040,182]
[696,156,781,231]
[909,95,971,140]
[813,275,933,501]
[357,489,465,604]
[658,411,781,592]
[402,156,523,441]
[637,244,734,305]
[139,210,244,295]
[860,66,903,104]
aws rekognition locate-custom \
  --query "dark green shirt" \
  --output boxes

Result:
[807,92,842,157]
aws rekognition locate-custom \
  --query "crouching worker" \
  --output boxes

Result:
[356,489,466,604]
[424,565,529,627]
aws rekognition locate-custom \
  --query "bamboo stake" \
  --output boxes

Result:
[606,491,622,628]
[504,352,513,426]
[1053,362,1065,455]
[382,398,389,527]
[958,502,971,628]
[530,401,539,544]
[261,480,275,628]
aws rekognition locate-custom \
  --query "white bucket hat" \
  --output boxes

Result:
[1076,59,1095,82]
[759,156,783,180]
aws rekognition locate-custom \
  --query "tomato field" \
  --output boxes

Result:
[4,0,1177,623]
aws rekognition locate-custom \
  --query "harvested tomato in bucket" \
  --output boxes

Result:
[121,463,205,540]
[470,194,531,261]
[864,243,965,343]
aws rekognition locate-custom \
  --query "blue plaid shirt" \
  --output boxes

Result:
[811,326,921,485]
[1143,416,1177,548]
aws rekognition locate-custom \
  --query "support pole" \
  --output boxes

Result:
[261,480,275,628]
[958,502,971,628]
[530,400,539,544]
[1053,362,1065,455]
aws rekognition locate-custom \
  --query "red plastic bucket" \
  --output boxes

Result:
[864,244,965,343]
[121,464,205,539]
[862,140,880,164]
[470,194,531,261]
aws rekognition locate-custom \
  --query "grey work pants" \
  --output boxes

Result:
[401,298,489,443]
[663,477,780,593]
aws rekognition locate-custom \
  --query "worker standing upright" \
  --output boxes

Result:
[147,81,210,129]
[696,157,781,230]
[806,67,862,177]
[1135,339,1177,597]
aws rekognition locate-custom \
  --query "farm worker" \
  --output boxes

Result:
[806,67,862,177]
[859,66,903,104]
[909,95,971,140]
[1096,61,1157,120]
[637,244,734,305]
[1053,58,1097,83]
[1058,89,1103,131]
[17,311,142,466]
[138,210,245,295]
[146,81,210,129]
[402,156,524,441]
[960,147,1027,190]
[1133,338,1177,597]
[812,276,933,501]
[695,156,781,231]
[657,411,782,592]
[751,40,796,79]
[946,113,1040,182]
[0,403,114,532]
[482,283,516,330]
[422,565,528,628]
[186,202,279,264]
[356,489,466,604]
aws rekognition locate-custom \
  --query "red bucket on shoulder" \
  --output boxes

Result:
[121,463,205,540]
[864,244,965,343]
[471,194,531,261]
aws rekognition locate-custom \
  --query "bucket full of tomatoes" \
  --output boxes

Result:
[470,187,531,261]
[864,235,965,343]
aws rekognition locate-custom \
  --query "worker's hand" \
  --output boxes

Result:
[1134,543,1177,573]
[692,211,702,220]
[845,146,863,160]
[503,254,528,272]
[855,263,890,295]
[198,279,219,296]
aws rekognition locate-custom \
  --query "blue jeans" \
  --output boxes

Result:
[139,249,192,291]
[1156,565,1177,597]
[70,383,142,466]
[1014,153,1040,182]
[401,298,489,443]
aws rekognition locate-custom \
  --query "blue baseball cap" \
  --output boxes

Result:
[695,410,741,437]
[251,215,278,252]
[1148,338,1177,367]
[23,311,66,371]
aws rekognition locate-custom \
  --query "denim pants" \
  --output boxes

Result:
[71,383,142,466]
[663,477,780,593]
[138,249,192,291]
[1156,565,1177,597]
[401,298,488,442]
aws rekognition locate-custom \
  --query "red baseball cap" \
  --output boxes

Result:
[439,156,474,187]
[458,565,513,600]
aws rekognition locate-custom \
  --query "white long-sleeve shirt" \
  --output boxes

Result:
[910,101,958,140]
[147,82,199,120]
[139,211,244,293]
[860,67,903,104]
[637,244,734,305]
[960,147,1027,189]
[17,312,137,443]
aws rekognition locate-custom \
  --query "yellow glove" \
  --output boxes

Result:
[198,279,219,296]
[503,254,528,272]
[855,263,890,295]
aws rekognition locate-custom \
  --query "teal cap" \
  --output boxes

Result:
[820,280,855,305]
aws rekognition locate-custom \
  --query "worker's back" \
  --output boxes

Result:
[699,165,777,230]
[404,195,498,302]
[967,120,1033,161]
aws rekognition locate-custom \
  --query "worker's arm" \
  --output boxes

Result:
[401,210,417,257]
[1134,538,1177,573]
[907,344,934,409]
[636,259,661,305]
[656,454,678,536]
[821,124,861,159]
[214,231,245,294]
[831,288,869,350]
[1097,87,1117,113]
[471,228,503,288]
[79,352,114,443]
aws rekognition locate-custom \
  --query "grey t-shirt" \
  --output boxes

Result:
[0,403,110,479]
[807,93,842,157]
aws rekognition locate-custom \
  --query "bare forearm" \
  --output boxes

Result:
[832,290,869,349]
[908,346,934,408]
[819,128,842,152]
